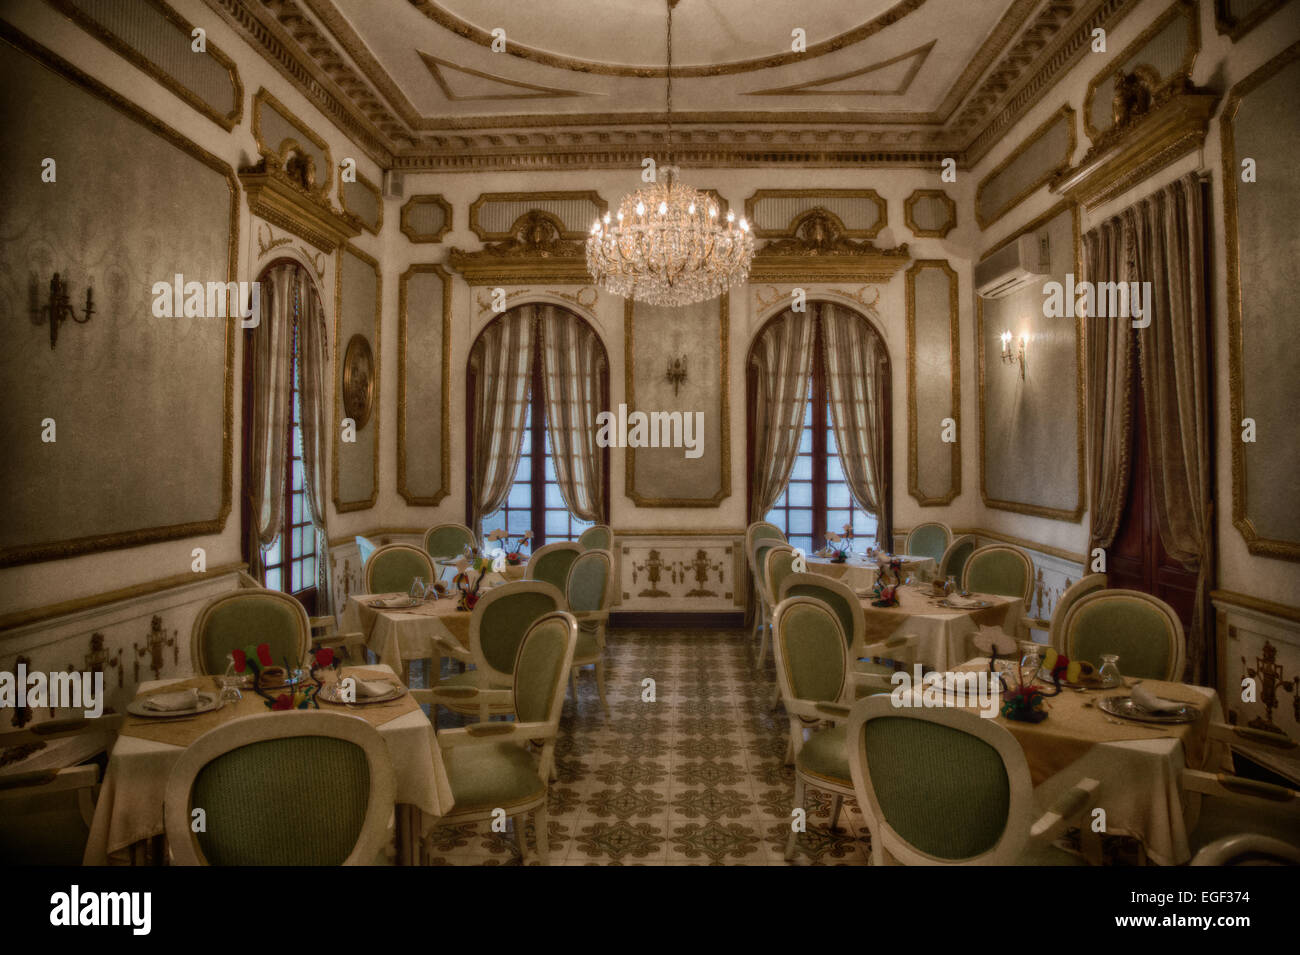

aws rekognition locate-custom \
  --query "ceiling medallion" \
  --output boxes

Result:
[587,1,754,307]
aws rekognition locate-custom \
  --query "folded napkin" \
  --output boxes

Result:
[971,625,1018,658]
[143,687,200,712]
[1131,682,1182,713]
[355,679,393,699]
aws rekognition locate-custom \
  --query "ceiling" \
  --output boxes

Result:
[208,0,1139,169]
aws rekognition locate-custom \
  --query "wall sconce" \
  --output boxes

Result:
[31,273,94,350]
[1000,330,1026,379]
[665,354,688,396]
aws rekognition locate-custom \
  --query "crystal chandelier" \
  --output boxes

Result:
[587,1,754,307]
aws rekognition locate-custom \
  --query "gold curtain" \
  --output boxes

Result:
[538,305,605,523]
[748,309,815,520]
[246,263,295,580]
[298,271,333,616]
[470,307,536,532]
[820,303,891,547]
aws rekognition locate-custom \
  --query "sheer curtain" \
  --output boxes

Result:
[539,305,605,522]
[297,271,333,616]
[470,307,536,531]
[820,303,891,547]
[749,310,815,521]
[1133,173,1213,683]
[246,263,295,580]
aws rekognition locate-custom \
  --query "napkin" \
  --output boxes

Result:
[143,687,200,711]
[356,679,393,698]
[1131,682,1182,713]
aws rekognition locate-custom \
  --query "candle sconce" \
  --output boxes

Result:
[31,272,94,350]
[665,354,688,396]
[1000,330,1026,379]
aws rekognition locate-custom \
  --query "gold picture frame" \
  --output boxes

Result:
[341,334,375,430]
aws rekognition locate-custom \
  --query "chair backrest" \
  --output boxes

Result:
[164,711,395,865]
[846,695,1035,865]
[422,523,476,559]
[905,522,952,564]
[755,544,794,608]
[512,611,579,728]
[937,534,978,583]
[566,549,614,614]
[961,544,1034,606]
[526,542,583,593]
[1049,573,1107,650]
[764,547,799,611]
[779,571,863,656]
[578,524,613,552]
[1062,588,1185,681]
[1191,834,1300,866]
[191,589,310,676]
[771,596,848,709]
[745,521,786,572]
[364,544,435,595]
[355,535,378,567]
[470,580,566,688]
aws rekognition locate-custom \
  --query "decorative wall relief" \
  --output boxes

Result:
[1219,596,1300,781]
[1222,41,1300,561]
[75,632,124,689]
[0,26,236,567]
[397,265,452,506]
[619,537,739,612]
[905,260,961,506]
[333,243,381,511]
[133,615,179,682]
[624,297,730,507]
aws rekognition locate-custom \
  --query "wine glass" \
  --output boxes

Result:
[1098,654,1123,688]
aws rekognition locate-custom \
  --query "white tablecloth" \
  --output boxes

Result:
[342,594,470,668]
[82,665,452,864]
[806,553,938,590]
[857,587,1025,671]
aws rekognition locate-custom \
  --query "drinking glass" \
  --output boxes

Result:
[218,674,243,705]
[1019,640,1043,676]
[409,577,426,600]
[944,575,957,596]
[1098,654,1123,688]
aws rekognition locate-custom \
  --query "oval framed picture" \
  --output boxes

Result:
[342,333,375,430]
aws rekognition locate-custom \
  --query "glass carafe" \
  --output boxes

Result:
[1098,653,1123,688]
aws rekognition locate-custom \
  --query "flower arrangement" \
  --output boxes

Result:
[487,528,532,566]
[870,557,904,607]
[231,642,323,710]
[982,641,1061,723]
[825,526,852,564]
[453,554,494,611]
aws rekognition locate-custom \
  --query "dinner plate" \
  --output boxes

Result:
[317,681,406,705]
[937,597,992,609]
[370,596,422,609]
[1098,694,1198,724]
[127,691,222,719]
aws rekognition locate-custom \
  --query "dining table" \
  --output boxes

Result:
[946,658,1231,865]
[342,590,477,677]
[806,552,938,590]
[82,663,453,866]
[857,583,1025,670]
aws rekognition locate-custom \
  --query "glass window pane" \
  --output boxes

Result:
[854,510,878,538]
[827,483,850,508]
[786,482,813,508]
[798,428,813,454]
[825,427,838,456]
[518,427,531,456]
[513,453,530,479]
[763,508,786,532]
[545,510,570,537]
[790,456,813,481]
[789,535,814,555]
[291,561,302,593]
[506,511,532,536]
[264,567,281,592]
[545,483,567,508]
[303,556,315,585]
[292,458,304,492]
[544,455,557,482]
[826,509,851,535]
[827,456,845,483]
[788,510,812,535]
[507,483,531,509]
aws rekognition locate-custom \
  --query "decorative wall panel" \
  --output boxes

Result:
[617,536,744,612]
[976,105,1075,229]
[253,88,332,196]
[1216,0,1296,40]
[903,189,957,238]
[468,191,605,239]
[400,195,452,243]
[340,171,382,235]
[333,243,380,511]
[624,297,730,507]
[0,27,236,566]
[906,261,960,506]
[745,189,886,238]
[397,265,451,506]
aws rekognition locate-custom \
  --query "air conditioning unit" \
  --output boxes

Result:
[381,169,404,200]
[974,233,1049,299]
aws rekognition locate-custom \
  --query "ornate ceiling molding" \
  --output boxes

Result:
[238,141,362,252]
[748,208,911,283]
[448,210,592,285]
[745,40,935,97]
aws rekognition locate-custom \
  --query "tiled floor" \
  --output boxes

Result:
[422,629,874,865]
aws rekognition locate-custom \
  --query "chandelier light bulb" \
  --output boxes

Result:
[636,201,645,216]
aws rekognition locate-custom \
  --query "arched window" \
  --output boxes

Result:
[747,302,892,555]
[466,304,610,546]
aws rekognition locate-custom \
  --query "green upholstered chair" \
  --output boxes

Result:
[578,524,614,552]
[961,544,1034,607]
[753,544,793,667]
[564,549,616,714]
[778,571,917,698]
[423,523,477,560]
[0,764,100,865]
[904,522,952,565]
[365,543,435,596]
[746,521,787,654]
[845,696,1099,865]
[526,542,582,594]
[427,580,565,722]
[1047,573,1107,651]
[760,546,799,665]
[937,534,978,586]
[1061,588,1184,681]
[191,588,311,676]
[414,611,578,865]
[164,711,396,866]
[771,596,857,860]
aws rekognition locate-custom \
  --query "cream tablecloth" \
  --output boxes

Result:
[82,664,452,865]
[859,585,1024,670]
[806,553,938,589]
[343,592,475,668]
[952,659,1231,866]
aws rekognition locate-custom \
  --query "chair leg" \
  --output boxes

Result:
[535,804,550,865]
[830,794,844,832]
[594,660,610,715]
[785,777,805,861]
[515,814,530,865]
[756,606,770,668]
